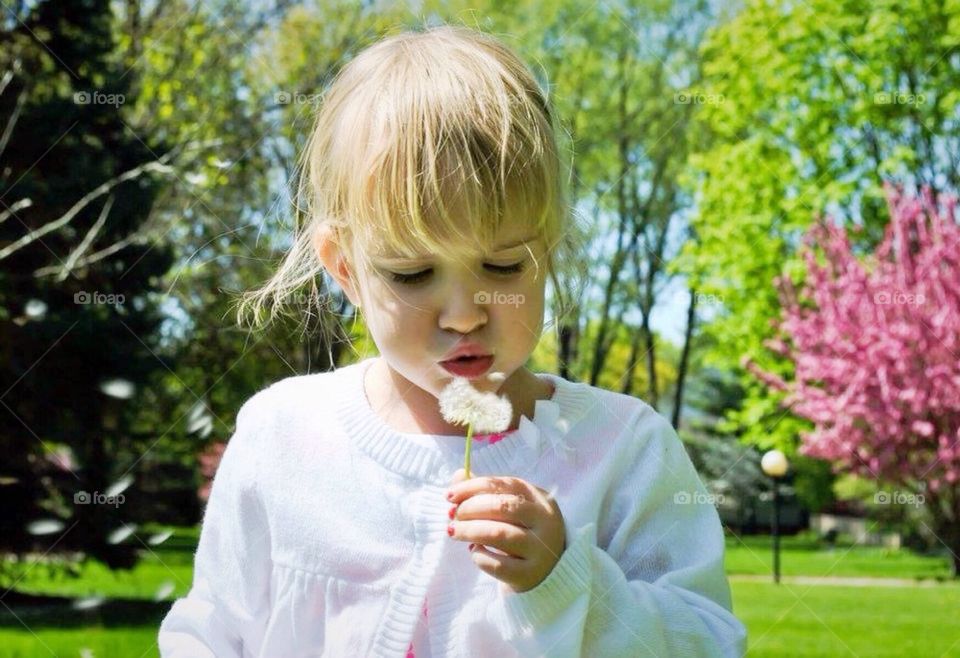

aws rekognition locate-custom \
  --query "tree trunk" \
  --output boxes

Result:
[589,44,632,387]
[925,484,960,578]
[621,321,644,397]
[672,288,698,429]
[641,312,658,408]
[558,322,575,380]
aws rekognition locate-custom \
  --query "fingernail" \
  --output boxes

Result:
[468,543,476,551]
[448,505,457,520]
[447,523,455,537]
[446,491,454,501]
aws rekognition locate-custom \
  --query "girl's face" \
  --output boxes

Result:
[319,220,549,402]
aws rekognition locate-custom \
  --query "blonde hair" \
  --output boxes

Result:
[236,24,588,352]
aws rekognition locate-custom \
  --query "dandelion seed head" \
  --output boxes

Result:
[439,377,513,433]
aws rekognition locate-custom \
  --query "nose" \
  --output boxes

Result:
[438,272,487,334]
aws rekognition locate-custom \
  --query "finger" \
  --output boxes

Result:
[454,492,534,529]
[450,519,528,557]
[468,542,525,580]
[447,475,529,505]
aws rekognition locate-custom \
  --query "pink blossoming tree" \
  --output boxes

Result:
[197,441,226,502]
[747,184,960,576]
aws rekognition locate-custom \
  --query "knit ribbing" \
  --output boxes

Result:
[336,357,596,486]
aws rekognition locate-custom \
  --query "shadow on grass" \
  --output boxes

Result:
[0,591,171,629]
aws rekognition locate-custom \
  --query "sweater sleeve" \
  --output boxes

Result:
[489,409,747,657]
[158,396,274,658]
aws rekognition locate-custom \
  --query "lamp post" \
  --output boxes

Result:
[761,449,789,584]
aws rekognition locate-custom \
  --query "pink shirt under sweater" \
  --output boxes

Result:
[406,428,516,658]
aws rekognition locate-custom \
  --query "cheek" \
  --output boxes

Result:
[525,300,546,341]
[499,283,545,342]
[527,280,548,331]
[358,288,414,342]
[371,303,437,352]
[367,280,431,317]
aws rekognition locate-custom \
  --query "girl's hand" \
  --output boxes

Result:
[446,468,566,594]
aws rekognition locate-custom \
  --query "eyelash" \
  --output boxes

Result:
[389,262,526,285]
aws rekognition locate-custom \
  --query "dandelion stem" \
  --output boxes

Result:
[464,423,474,479]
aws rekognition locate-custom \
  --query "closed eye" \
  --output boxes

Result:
[388,261,526,285]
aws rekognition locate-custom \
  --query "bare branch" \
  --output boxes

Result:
[56,194,115,282]
[0,197,33,225]
[0,66,16,97]
[33,233,146,279]
[0,86,27,162]
[0,154,176,261]
[31,185,178,280]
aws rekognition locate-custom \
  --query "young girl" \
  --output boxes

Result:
[159,25,747,658]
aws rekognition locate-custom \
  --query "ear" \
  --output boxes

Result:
[314,224,363,309]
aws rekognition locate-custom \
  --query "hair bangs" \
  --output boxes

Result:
[329,28,561,267]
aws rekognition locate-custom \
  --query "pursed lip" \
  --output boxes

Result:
[440,343,492,362]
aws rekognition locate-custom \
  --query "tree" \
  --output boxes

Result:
[748,185,960,575]
[112,0,320,521]
[679,0,960,448]
[1,0,174,566]
[423,0,719,417]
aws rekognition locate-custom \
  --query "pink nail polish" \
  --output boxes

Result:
[448,505,456,520]
[447,523,455,537]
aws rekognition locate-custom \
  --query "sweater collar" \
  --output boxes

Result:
[336,357,594,485]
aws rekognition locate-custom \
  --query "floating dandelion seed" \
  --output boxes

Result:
[154,581,176,601]
[46,445,77,472]
[24,299,47,321]
[147,529,174,546]
[104,474,134,498]
[99,378,135,400]
[439,373,512,478]
[27,519,64,535]
[73,596,105,611]
[107,524,136,545]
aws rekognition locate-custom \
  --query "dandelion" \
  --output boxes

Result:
[439,374,512,478]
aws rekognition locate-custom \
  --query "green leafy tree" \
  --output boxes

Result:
[678,0,960,449]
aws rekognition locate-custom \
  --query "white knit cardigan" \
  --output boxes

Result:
[158,357,747,657]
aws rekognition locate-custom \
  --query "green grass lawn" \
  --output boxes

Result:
[0,525,195,658]
[5,581,958,658]
[733,580,960,657]
[0,627,162,658]
[725,532,955,580]
[1,527,958,657]
[2,527,196,601]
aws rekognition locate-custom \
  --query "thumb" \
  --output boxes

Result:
[450,467,468,485]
